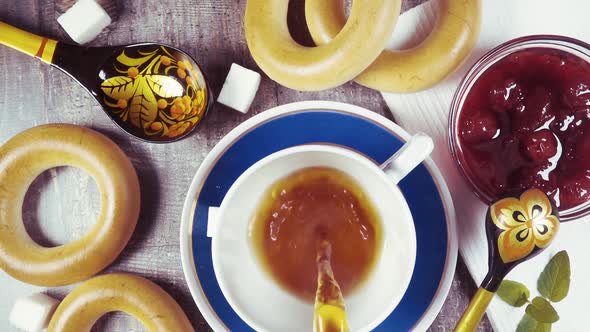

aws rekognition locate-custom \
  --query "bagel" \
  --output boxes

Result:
[48,273,195,332]
[245,0,402,91]
[0,124,140,286]
[305,0,482,92]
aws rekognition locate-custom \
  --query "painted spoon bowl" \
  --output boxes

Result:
[0,21,212,143]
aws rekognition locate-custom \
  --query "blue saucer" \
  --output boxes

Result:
[181,102,456,331]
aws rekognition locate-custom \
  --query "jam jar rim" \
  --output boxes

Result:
[448,34,590,222]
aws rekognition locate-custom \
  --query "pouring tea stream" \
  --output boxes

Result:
[0,22,210,142]
[314,240,349,332]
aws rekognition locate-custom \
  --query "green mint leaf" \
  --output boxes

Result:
[525,297,559,323]
[497,280,530,307]
[516,313,552,332]
[538,250,570,302]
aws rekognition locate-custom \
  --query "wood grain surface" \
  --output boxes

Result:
[0,0,491,331]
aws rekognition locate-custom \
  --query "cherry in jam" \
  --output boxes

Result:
[458,48,590,210]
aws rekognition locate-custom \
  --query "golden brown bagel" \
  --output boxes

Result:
[0,124,140,286]
[305,0,482,92]
[245,0,402,91]
[48,273,195,332]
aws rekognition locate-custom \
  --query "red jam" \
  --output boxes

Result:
[458,48,590,210]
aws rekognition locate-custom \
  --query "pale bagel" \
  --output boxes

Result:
[48,273,195,332]
[0,124,140,286]
[245,0,402,91]
[306,0,482,92]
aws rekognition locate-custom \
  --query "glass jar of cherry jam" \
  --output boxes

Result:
[450,35,590,221]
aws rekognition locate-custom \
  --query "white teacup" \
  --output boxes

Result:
[210,134,434,331]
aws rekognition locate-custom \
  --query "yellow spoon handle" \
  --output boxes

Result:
[454,287,494,332]
[0,21,58,64]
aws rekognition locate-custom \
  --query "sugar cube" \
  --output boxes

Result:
[217,63,261,114]
[57,0,112,44]
[9,293,60,332]
[207,206,220,238]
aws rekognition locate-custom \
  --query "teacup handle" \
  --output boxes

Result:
[381,133,434,184]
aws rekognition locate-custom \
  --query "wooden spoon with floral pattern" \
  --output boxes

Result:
[0,21,211,143]
[455,188,560,332]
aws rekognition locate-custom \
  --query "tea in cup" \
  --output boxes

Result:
[210,134,433,331]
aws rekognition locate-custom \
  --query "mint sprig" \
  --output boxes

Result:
[496,250,570,331]
[497,280,529,307]
[516,314,551,332]
[538,251,570,302]
[526,297,559,323]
